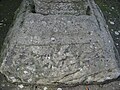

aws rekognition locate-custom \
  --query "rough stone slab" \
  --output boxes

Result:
[33,0,88,15]
[0,0,120,86]
[34,0,84,2]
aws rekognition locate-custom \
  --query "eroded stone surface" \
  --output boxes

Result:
[33,0,88,15]
[0,0,120,86]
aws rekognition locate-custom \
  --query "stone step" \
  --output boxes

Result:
[34,0,86,3]
[0,0,119,86]
[33,0,89,15]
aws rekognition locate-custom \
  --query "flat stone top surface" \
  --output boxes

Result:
[34,0,86,3]
[33,0,88,15]
[14,14,103,45]
[0,13,119,85]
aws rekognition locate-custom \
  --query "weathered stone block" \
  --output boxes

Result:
[0,0,120,86]
[33,0,88,15]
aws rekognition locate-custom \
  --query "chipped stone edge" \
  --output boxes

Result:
[0,0,34,82]
[89,0,120,68]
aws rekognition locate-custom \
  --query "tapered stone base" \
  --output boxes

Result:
[0,0,120,86]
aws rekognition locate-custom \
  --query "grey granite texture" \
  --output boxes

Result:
[33,0,88,15]
[0,0,120,87]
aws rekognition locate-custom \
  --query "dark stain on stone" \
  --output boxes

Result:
[86,6,91,15]
[19,54,26,59]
